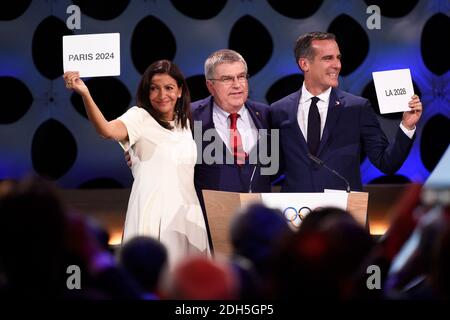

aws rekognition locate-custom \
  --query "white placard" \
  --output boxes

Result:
[324,189,347,193]
[372,68,414,114]
[261,192,348,229]
[63,33,120,77]
[324,189,364,194]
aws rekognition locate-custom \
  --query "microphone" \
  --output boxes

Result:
[249,164,258,193]
[307,153,351,193]
[248,130,269,193]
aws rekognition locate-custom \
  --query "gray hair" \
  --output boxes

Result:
[294,32,336,62]
[204,49,248,80]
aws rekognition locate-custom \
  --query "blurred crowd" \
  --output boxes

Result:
[0,176,448,300]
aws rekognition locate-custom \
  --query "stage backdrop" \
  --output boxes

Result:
[0,0,449,188]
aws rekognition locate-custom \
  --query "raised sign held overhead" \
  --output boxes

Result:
[63,33,120,77]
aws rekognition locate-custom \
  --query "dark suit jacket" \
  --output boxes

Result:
[191,96,272,252]
[270,87,414,192]
[191,96,272,198]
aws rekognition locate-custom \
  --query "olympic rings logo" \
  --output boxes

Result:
[283,206,312,224]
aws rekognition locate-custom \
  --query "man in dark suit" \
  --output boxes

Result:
[192,49,273,196]
[191,49,273,252]
[191,49,273,206]
[271,32,423,192]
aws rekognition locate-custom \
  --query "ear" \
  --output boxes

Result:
[298,58,309,73]
[206,80,215,95]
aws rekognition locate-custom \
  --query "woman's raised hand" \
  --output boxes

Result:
[63,71,89,96]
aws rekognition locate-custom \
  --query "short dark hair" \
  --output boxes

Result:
[294,32,336,63]
[136,60,191,130]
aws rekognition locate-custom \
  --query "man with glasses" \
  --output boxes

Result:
[192,49,272,199]
[191,50,272,250]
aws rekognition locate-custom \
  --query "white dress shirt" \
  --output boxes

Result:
[297,84,416,141]
[212,103,258,154]
[297,85,331,141]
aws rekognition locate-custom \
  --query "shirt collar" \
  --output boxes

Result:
[301,84,332,104]
[213,102,246,122]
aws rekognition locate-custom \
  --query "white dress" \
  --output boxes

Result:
[117,106,210,266]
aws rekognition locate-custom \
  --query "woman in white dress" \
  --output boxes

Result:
[64,60,210,266]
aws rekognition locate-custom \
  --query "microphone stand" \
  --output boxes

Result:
[248,131,267,193]
[307,153,351,193]
[249,164,258,193]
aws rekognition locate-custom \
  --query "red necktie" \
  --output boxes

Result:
[229,113,246,165]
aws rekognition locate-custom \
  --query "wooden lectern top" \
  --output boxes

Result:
[202,190,368,257]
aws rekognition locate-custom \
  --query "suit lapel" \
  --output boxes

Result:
[246,101,266,157]
[246,101,264,130]
[196,97,215,131]
[317,88,342,156]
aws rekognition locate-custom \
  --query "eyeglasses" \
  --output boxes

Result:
[208,74,249,86]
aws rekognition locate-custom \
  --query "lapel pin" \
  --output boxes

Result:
[335,100,340,106]
[256,111,260,116]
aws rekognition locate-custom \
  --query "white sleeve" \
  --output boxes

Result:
[117,106,145,151]
[399,122,416,139]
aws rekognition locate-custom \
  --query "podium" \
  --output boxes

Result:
[202,190,369,256]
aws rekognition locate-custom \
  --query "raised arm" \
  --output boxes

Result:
[63,71,128,142]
